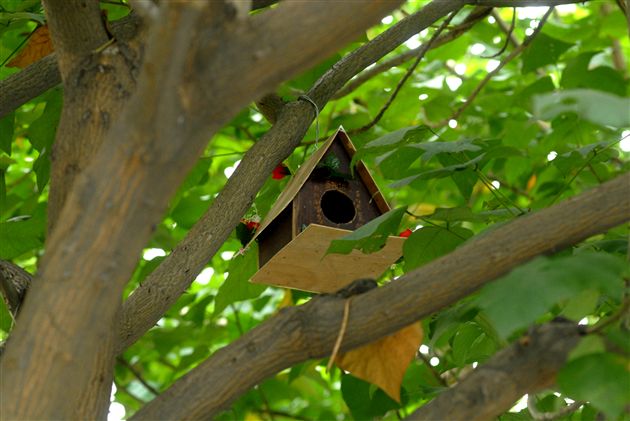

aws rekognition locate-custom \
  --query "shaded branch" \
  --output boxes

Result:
[0,13,143,120]
[408,322,583,420]
[132,173,630,420]
[469,0,591,6]
[116,0,466,355]
[0,260,32,317]
[116,357,160,396]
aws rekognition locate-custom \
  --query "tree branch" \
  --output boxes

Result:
[131,173,630,420]
[116,0,466,355]
[42,0,110,77]
[0,2,404,419]
[431,7,552,128]
[0,13,143,120]
[0,260,32,317]
[333,6,492,100]
[408,322,583,420]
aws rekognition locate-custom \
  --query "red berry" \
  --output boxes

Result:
[399,228,413,238]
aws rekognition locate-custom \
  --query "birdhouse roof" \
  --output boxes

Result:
[249,127,390,245]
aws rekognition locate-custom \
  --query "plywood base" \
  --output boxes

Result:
[251,224,405,293]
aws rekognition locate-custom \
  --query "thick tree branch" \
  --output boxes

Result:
[117,0,466,355]
[42,0,109,77]
[408,322,583,420]
[0,2,403,419]
[0,13,143,120]
[132,173,630,420]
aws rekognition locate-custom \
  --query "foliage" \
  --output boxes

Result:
[0,1,629,419]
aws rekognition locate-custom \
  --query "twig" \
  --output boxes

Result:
[490,9,519,48]
[482,8,516,58]
[527,394,584,421]
[116,357,160,396]
[350,9,461,134]
[332,6,492,99]
[587,296,630,334]
[326,298,351,372]
[417,351,448,387]
[114,380,147,405]
[431,7,554,129]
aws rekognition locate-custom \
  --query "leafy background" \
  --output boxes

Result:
[0,0,628,419]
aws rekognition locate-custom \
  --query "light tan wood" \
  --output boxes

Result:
[251,224,406,293]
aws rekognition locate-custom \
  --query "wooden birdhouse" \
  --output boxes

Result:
[249,127,405,293]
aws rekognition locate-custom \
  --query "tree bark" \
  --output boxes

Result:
[0,1,401,419]
[408,322,583,420]
[132,173,630,420]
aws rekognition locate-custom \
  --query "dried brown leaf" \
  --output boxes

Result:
[7,25,54,69]
[335,322,423,402]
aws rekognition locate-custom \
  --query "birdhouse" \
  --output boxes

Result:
[249,127,405,293]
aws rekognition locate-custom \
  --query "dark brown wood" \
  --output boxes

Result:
[259,131,385,273]
[258,207,293,267]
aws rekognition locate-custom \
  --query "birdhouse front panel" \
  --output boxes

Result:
[294,140,382,234]
[249,127,406,293]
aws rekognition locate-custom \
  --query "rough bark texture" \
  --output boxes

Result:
[0,13,143,120]
[409,322,583,420]
[116,0,465,354]
[46,10,146,233]
[132,173,630,420]
[0,1,401,419]
[0,260,32,317]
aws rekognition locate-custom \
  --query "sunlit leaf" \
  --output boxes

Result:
[326,207,406,255]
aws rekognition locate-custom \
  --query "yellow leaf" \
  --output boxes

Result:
[335,322,423,402]
[7,25,54,69]
[526,174,537,192]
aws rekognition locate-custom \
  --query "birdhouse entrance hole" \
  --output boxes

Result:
[321,190,355,224]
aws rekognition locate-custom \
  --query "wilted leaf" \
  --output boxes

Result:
[327,207,406,255]
[7,25,54,68]
[335,322,423,402]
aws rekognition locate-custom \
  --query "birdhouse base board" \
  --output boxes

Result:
[251,224,405,293]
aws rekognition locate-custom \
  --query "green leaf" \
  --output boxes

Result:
[561,52,626,96]
[427,207,514,223]
[521,33,573,73]
[33,147,50,191]
[476,252,626,339]
[326,207,406,255]
[28,88,62,152]
[0,213,45,259]
[340,374,400,420]
[403,226,473,271]
[533,89,630,128]
[391,154,485,189]
[558,353,630,419]
[353,125,433,164]
[213,246,265,317]
[0,112,14,154]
